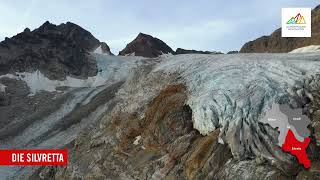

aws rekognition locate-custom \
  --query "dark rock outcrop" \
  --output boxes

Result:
[227,50,239,54]
[175,48,223,55]
[240,5,320,53]
[118,33,175,58]
[0,21,105,80]
[99,42,113,55]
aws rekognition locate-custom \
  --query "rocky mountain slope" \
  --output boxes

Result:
[0,21,112,80]
[175,48,223,55]
[118,33,175,57]
[118,33,224,57]
[240,5,320,53]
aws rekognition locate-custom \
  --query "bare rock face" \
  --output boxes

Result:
[0,21,102,80]
[240,5,320,53]
[227,50,239,54]
[100,42,113,55]
[175,48,223,55]
[118,33,175,57]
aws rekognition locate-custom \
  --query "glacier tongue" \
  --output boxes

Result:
[154,53,320,160]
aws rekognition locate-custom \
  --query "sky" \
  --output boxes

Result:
[0,0,318,54]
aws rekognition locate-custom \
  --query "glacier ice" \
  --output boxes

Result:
[154,53,320,134]
[153,53,320,161]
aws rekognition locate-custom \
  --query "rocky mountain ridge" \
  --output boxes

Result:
[175,48,223,55]
[0,21,112,80]
[118,33,225,57]
[118,33,175,58]
[240,5,320,53]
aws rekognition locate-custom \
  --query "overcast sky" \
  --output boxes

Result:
[0,0,318,54]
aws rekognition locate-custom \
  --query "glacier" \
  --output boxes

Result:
[152,53,320,162]
[154,53,320,133]
[2,51,320,178]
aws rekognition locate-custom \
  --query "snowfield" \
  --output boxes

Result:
[290,45,320,53]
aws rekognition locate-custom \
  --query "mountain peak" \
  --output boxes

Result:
[137,32,149,37]
[119,33,174,58]
[0,21,102,80]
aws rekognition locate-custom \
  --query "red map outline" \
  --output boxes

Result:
[281,129,311,169]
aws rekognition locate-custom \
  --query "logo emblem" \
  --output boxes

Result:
[287,13,306,24]
[282,8,311,37]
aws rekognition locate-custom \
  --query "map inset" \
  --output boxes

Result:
[260,103,311,168]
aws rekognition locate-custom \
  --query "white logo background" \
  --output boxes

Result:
[282,8,311,37]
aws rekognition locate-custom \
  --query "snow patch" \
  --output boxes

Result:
[0,83,6,92]
[133,135,141,145]
[290,45,320,53]
[0,54,142,95]
[218,136,224,144]
[94,45,111,55]
[124,52,135,56]
[0,70,112,95]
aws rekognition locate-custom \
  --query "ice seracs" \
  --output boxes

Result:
[153,53,320,162]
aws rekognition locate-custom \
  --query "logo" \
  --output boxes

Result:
[287,13,306,24]
[282,8,311,37]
